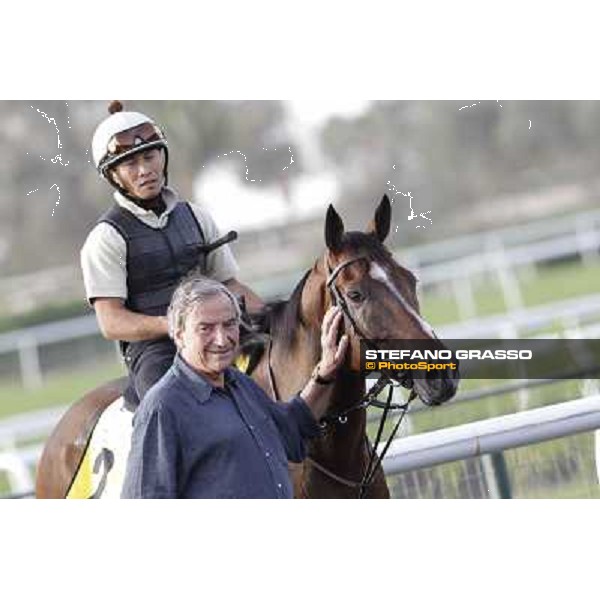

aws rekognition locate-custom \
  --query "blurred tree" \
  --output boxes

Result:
[136,100,300,198]
[0,100,299,276]
[320,100,600,242]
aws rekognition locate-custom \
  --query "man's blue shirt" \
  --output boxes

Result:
[121,354,320,498]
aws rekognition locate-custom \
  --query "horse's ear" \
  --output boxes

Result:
[367,194,391,242]
[325,204,344,252]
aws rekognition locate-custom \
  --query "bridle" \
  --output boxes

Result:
[320,253,417,498]
[266,253,419,499]
[324,253,418,412]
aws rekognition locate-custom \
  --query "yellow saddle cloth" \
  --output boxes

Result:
[66,397,134,499]
[235,353,250,374]
[67,352,252,499]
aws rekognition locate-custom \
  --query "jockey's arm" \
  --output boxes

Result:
[223,278,264,314]
[93,280,261,342]
[93,298,169,342]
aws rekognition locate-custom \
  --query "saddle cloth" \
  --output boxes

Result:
[66,397,134,499]
[66,353,253,499]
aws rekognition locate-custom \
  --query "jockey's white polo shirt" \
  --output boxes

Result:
[80,186,239,306]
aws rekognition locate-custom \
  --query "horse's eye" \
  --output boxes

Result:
[346,289,364,303]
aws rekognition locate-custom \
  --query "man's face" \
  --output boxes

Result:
[111,147,165,200]
[176,293,240,378]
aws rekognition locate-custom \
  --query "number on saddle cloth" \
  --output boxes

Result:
[66,397,134,499]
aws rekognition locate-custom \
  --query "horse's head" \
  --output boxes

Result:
[317,194,459,406]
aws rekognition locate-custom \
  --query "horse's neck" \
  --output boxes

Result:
[269,325,320,398]
[300,268,371,490]
[258,268,376,496]
[270,263,368,413]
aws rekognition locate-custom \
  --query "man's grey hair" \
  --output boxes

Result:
[167,275,241,342]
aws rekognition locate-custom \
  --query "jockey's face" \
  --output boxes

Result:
[176,293,240,380]
[111,147,165,200]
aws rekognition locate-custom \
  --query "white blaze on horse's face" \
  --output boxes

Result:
[368,261,435,338]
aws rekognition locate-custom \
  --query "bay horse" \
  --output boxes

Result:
[249,195,458,498]
[35,195,458,499]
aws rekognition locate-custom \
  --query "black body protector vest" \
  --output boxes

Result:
[99,201,206,353]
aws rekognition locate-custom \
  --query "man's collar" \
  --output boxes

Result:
[173,354,238,403]
[113,186,179,218]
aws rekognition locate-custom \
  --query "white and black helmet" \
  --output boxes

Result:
[91,100,168,179]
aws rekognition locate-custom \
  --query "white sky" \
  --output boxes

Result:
[285,99,372,128]
[195,100,372,231]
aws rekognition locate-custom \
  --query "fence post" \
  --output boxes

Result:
[0,448,34,496]
[488,237,524,313]
[481,452,512,499]
[576,214,599,268]
[17,333,43,390]
[452,272,477,320]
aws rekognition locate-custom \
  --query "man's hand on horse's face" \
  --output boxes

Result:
[319,306,349,380]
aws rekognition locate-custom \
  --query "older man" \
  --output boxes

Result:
[121,276,348,499]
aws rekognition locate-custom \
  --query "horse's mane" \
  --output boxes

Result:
[251,269,311,345]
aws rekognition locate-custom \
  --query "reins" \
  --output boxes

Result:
[306,383,417,498]
[266,253,421,498]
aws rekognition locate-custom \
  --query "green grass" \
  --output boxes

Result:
[385,432,600,499]
[521,261,600,306]
[0,300,90,334]
[0,360,125,420]
[507,432,600,499]
[420,260,600,326]
[517,482,600,499]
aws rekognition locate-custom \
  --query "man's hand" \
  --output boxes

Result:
[299,306,350,419]
[318,306,349,380]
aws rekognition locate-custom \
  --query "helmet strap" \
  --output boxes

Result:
[163,147,170,187]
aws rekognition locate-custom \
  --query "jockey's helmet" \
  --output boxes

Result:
[91,101,169,181]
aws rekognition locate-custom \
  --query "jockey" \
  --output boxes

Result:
[81,101,262,407]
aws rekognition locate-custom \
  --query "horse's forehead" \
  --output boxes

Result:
[368,259,433,335]
[367,259,410,291]
[368,260,389,282]
[333,249,411,285]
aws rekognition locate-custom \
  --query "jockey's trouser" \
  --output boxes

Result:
[123,337,176,407]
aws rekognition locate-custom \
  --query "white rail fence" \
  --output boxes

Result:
[415,227,600,320]
[2,394,599,498]
[0,208,598,390]
[0,407,68,497]
[3,203,599,312]
[382,394,600,475]
[401,205,600,271]
[1,290,599,392]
